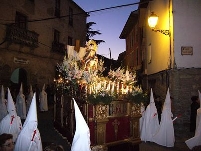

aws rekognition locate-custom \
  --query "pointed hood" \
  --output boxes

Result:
[198,90,201,108]
[164,88,171,110]
[71,98,91,151]
[7,88,17,116]
[29,85,34,96]
[14,93,42,151]
[19,83,23,94]
[1,85,4,101]
[42,84,45,91]
[150,88,155,103]
[23,93,38,128]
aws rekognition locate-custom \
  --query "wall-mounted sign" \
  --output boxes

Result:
[14,57,29,64]
[181,46,193,55]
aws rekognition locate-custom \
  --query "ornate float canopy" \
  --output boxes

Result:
[54,40,147,104]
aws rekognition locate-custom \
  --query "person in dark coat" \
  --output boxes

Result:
[155,95,162,123]
[190,96,200,133]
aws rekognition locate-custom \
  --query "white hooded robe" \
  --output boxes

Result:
[16,84,26,119]
[26,85,34,113]
[139,103,145,132]
[0,85,7,121]
[140,88,159,142]
[14,93,42,151]
[152,88,175,147]
[71,98,91,151]
[185,90,201,149]
[0,88,22,142]
[39,84,48,111]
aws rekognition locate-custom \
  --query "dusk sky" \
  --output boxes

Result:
[73,0,139,60]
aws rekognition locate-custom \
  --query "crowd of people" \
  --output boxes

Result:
[139,88,201,150]
[0,85,42,151]
[0,83,92,151]
[1,82,201,150]
[0,84,61,151]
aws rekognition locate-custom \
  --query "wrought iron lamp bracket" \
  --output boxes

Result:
[152,29,170,36]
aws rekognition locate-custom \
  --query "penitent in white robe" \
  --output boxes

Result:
[152,106,175,147]
[27,92,34,113]
[15,93,42,151]
[39,90,48,111]
[71,98,91,151]
[14,122,42,151]
[0,85,7,121]
[139,103,145,132]
[16,93,26,119]
[0,113,22,142]
[185,108,201,149]
[140,103,159,142]
[0,98,7,121]
[140,88,159,142]
[1,88,22,142]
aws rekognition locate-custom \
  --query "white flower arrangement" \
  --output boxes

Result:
[126,86,148,104]
[108,67,136,85]
[54,40,147,104]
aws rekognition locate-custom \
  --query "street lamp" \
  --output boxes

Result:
[148,12,170,36]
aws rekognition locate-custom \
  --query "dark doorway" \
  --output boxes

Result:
[10,68,28,101]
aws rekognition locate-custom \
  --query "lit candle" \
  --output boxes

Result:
[111,82,115,94]
[104,81,107,89]
[97,83,101,91]
[106,81,110,92]
[121,83,124,94]
[95,82,97,93]
[85,85,88,94]
[117,81,119,94]
[89,86,91,94]
[126,86,129,94]
[129,85,133,93]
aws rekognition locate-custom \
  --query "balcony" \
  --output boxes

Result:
[52,41,65,54]
[6,25,39,48]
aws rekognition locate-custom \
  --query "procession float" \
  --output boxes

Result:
[53,40,148,151]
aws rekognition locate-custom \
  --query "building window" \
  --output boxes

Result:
[69,7,73,26]
[52,29,65,53]
[68,36,73,45]
[55,0,60,17]
[54,29,60,43]
[15,12,27,29]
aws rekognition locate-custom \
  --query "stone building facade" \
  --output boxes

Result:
[120,0,201,135]
[0,0,87,93]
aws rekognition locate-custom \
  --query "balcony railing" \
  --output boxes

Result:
[52,41,65,54]
[6,24,39,48]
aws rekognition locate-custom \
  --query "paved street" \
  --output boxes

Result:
[139,139,190,151]
[37,105,71,150]
[38,105,192,151]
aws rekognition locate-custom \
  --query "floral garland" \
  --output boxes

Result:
[87,89,114,105]
[108,67,136,85]
[54,40,147,105]
[125,87,148,104]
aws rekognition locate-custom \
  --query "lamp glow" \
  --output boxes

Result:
[148,12,158,28]
[148,12,170,36]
